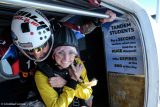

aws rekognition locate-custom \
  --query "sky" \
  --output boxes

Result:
[136,0,157,14]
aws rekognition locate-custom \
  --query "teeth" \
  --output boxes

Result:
[63,63,68,64]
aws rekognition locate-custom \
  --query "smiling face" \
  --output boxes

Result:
[52,46,77,69]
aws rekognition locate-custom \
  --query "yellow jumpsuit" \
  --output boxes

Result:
[35,58,92,107]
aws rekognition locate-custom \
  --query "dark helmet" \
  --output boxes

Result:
[53,26,78,49]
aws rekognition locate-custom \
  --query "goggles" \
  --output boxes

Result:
[19,35,54,62]
[55,50,77,58]
[53,46,78,59]
[24,42,48,53]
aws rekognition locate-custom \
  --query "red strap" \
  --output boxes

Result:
[63,22,82,32]
[88,0,100,6]
[11,59,20,76]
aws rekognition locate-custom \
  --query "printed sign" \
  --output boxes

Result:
[103,15,144,75]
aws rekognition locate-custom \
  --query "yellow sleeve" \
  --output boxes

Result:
[74,58,93,100]
[35,71,75,107]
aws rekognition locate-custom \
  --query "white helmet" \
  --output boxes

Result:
[11,8,54,62]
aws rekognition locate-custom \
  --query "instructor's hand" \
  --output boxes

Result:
[68,63,83,82]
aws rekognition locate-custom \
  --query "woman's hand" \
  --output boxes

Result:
[100,10,116,23]
[68,62,83,82]
[49,75,67,88]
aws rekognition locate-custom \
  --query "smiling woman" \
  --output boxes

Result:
[35,26,93,107]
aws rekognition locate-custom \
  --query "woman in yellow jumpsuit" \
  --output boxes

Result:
[35,26,92,107]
